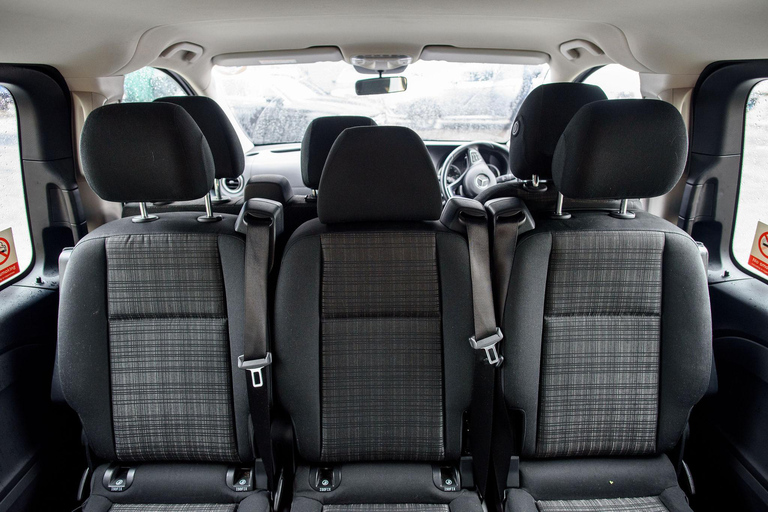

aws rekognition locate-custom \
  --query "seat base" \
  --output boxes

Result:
[82,463,270,512]
[291,464,482,512]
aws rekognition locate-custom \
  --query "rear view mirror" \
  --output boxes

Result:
[355,76,407,96]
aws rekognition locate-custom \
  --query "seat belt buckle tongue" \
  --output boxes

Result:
[238,353,273,388]
[469,327,504,367]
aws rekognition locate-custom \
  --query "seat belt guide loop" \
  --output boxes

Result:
[238,353,273,388]
[469,327,504,367]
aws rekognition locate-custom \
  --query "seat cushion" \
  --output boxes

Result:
[504,456,693,512]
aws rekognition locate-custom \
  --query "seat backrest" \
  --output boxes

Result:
[475,83,636,212]
[59,102,253,464]
[274,126,475,463]
[502,99,712,459]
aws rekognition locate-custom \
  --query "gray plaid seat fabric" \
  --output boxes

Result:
[110,505,237,512]
[320,231,445,462]
[536,497,668,512]
[324,505,449,512]
[106,233,240,463]
[536,231,664,458]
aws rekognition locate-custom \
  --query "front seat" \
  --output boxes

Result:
[122,95,247,217]
[274,126,483,512]
[58,102,269,512]
[499,100,712,511]
[475,83,639,213]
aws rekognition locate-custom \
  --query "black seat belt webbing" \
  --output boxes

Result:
[241,213,276,493]
[462,213,503,501]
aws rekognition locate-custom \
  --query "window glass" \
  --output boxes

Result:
[0,85,33,283]
[733,80,768,278]
[122,67,186,103]
[583,64,642,99]
[213,60,549,144]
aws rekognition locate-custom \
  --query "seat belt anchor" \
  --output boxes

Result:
[238,353,273,388]
[469,328,504,367]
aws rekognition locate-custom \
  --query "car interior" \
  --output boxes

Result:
[0,2,767,512]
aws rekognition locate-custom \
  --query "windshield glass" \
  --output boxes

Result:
[213,60,548,145]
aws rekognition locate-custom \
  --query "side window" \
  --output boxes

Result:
[732,80,768,280]
[583,64,642,99]
[122,67,186,103]
[0,85,33,285]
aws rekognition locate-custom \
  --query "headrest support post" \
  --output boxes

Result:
[306,189,318,203]
[132,202,159,224]
[523,174,548,192]
[610,198,636,220]
[550,192,571,220]
[198,194,223,223]
[211,179,229,205]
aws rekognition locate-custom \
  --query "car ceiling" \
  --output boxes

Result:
[0,0,766,89]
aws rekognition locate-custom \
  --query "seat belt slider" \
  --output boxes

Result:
[469,327,504,367]
[238,353,273,388]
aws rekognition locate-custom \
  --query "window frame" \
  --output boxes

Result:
[684,60,768,286]
[121,66,194,103]
[0,83,34,287]
[731,79,768,284]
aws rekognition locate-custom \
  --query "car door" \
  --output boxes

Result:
[0,64,85,512]
[682,60,768,512]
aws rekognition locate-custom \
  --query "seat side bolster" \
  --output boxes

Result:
[58,237,116,461]
[658,232,713,452]
[502,231,553,457]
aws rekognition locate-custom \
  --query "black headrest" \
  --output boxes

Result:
[552,99,688,200]
[155,96,245,179]
[508,83,607,181]
[301,116,377,189]
[81,103,214,203]
[317,126,442,224]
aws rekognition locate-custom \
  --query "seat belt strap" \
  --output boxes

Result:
[462,212,502,500]
[491,214,520,324]
[240,212,276,492]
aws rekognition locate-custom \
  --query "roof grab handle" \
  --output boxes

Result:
[160,42,205,64]
[559,39,605,61]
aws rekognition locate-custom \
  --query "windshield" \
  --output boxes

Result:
[213,60,548,145]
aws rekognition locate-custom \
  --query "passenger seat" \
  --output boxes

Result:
[58,102,269,512]
[499,100,712,511]
[274,126,483,512]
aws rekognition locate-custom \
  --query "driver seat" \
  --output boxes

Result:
[475,83,641,212]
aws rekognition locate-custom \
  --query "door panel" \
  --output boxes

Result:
[684,61,768,512]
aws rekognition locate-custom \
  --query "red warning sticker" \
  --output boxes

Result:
[748,221,768,278]
[0,227,20,283]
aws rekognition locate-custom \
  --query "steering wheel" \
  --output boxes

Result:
[438,141,511,199]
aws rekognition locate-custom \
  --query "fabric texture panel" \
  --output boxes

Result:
[110,505,237,512]
[106,234,226,319]
[320,232,444,461]
[106,234,238,462]
[536,496,668,512]
[324,505,449,512]
[536,232,664,458]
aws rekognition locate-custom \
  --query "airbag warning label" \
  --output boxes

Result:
[748,221,768,277]
[0,227,20,283]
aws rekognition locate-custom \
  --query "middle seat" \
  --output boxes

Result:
[273,125,485,512]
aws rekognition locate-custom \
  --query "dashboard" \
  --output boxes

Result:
[233,141,511,202]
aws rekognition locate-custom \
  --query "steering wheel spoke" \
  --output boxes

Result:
[438,141,509,200]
